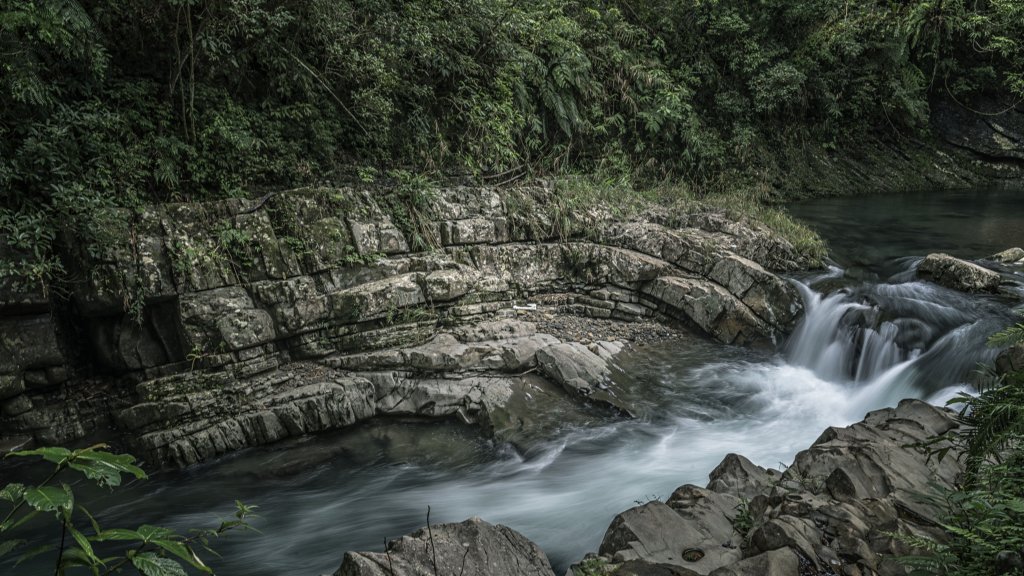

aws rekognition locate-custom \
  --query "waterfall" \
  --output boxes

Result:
[785,275,1008,398]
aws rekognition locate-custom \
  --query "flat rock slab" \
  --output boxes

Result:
[335,517,555,576]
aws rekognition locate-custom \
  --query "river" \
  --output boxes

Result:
[6,189,1024,575]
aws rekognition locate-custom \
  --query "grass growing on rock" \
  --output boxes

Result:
[545,175,828,267]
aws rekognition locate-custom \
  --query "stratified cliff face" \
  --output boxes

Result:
[0,185,812,467]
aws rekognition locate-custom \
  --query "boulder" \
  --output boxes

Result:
[991,247,1024,265]
[707,549,799,576]
[536,342,631,414]
[335,517,555,576]
[996,343,1024,375]
[641,277,774,346]
[600,500,741,574]
[917,253,1001,293]
[706,454,780,500]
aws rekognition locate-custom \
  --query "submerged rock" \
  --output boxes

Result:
[917,252,1001,293]
[335,517,556,576]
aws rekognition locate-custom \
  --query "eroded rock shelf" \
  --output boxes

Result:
[0,185,811,467]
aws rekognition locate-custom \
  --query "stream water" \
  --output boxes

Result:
[6,189,1024,575]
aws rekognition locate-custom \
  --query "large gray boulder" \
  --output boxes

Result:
[335,517,556,576]
[536,342,631,414]
[705,454,781,500]
[599,497,741,574]
[917,253,1001,293]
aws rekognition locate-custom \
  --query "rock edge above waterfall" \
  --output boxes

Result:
[335,399,963,576]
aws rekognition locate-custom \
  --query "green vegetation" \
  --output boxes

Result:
[1,0,1022,292]
[898,322,1024,575]
[1,444,255,574]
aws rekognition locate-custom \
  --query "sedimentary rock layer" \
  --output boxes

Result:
[0,185,810,467]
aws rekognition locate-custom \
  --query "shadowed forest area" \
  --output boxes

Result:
[2,0,1023,290]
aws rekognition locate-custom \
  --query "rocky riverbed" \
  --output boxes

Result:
[335,398,964,576]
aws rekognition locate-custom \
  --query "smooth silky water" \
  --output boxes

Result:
[7,189,1024,575]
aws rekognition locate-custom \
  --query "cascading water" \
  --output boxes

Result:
[786,264,1009,411]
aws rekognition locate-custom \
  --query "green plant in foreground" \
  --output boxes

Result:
[1,445,255,575]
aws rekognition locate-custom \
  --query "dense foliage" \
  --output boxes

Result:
[0,445,255,574]
[2,0,1023,291]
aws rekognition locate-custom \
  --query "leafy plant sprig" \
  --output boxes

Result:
[1,445,256,575]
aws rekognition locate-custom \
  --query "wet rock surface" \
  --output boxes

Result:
[336,517,556,576]
[917,252,1002,293]
[568,399,963,576]
[0,185,808,467]
[991,247,1024,265]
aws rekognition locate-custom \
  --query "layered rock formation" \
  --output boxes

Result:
[0,185,809,467]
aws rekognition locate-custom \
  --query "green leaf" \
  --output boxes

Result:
[73,449,147,482]
[69,461,122,488]
[78,504,102,535]
[131,552,188,576]
[59,546,100,569]
[68,450,147,487]
[95,528,143,541]
[23,485,72,512]
[68,525,101,566]
[8,447,72,464]
[0,539,26,559]
[0,483,25,502]
[152,539,211,573]
[137,525,175,542]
